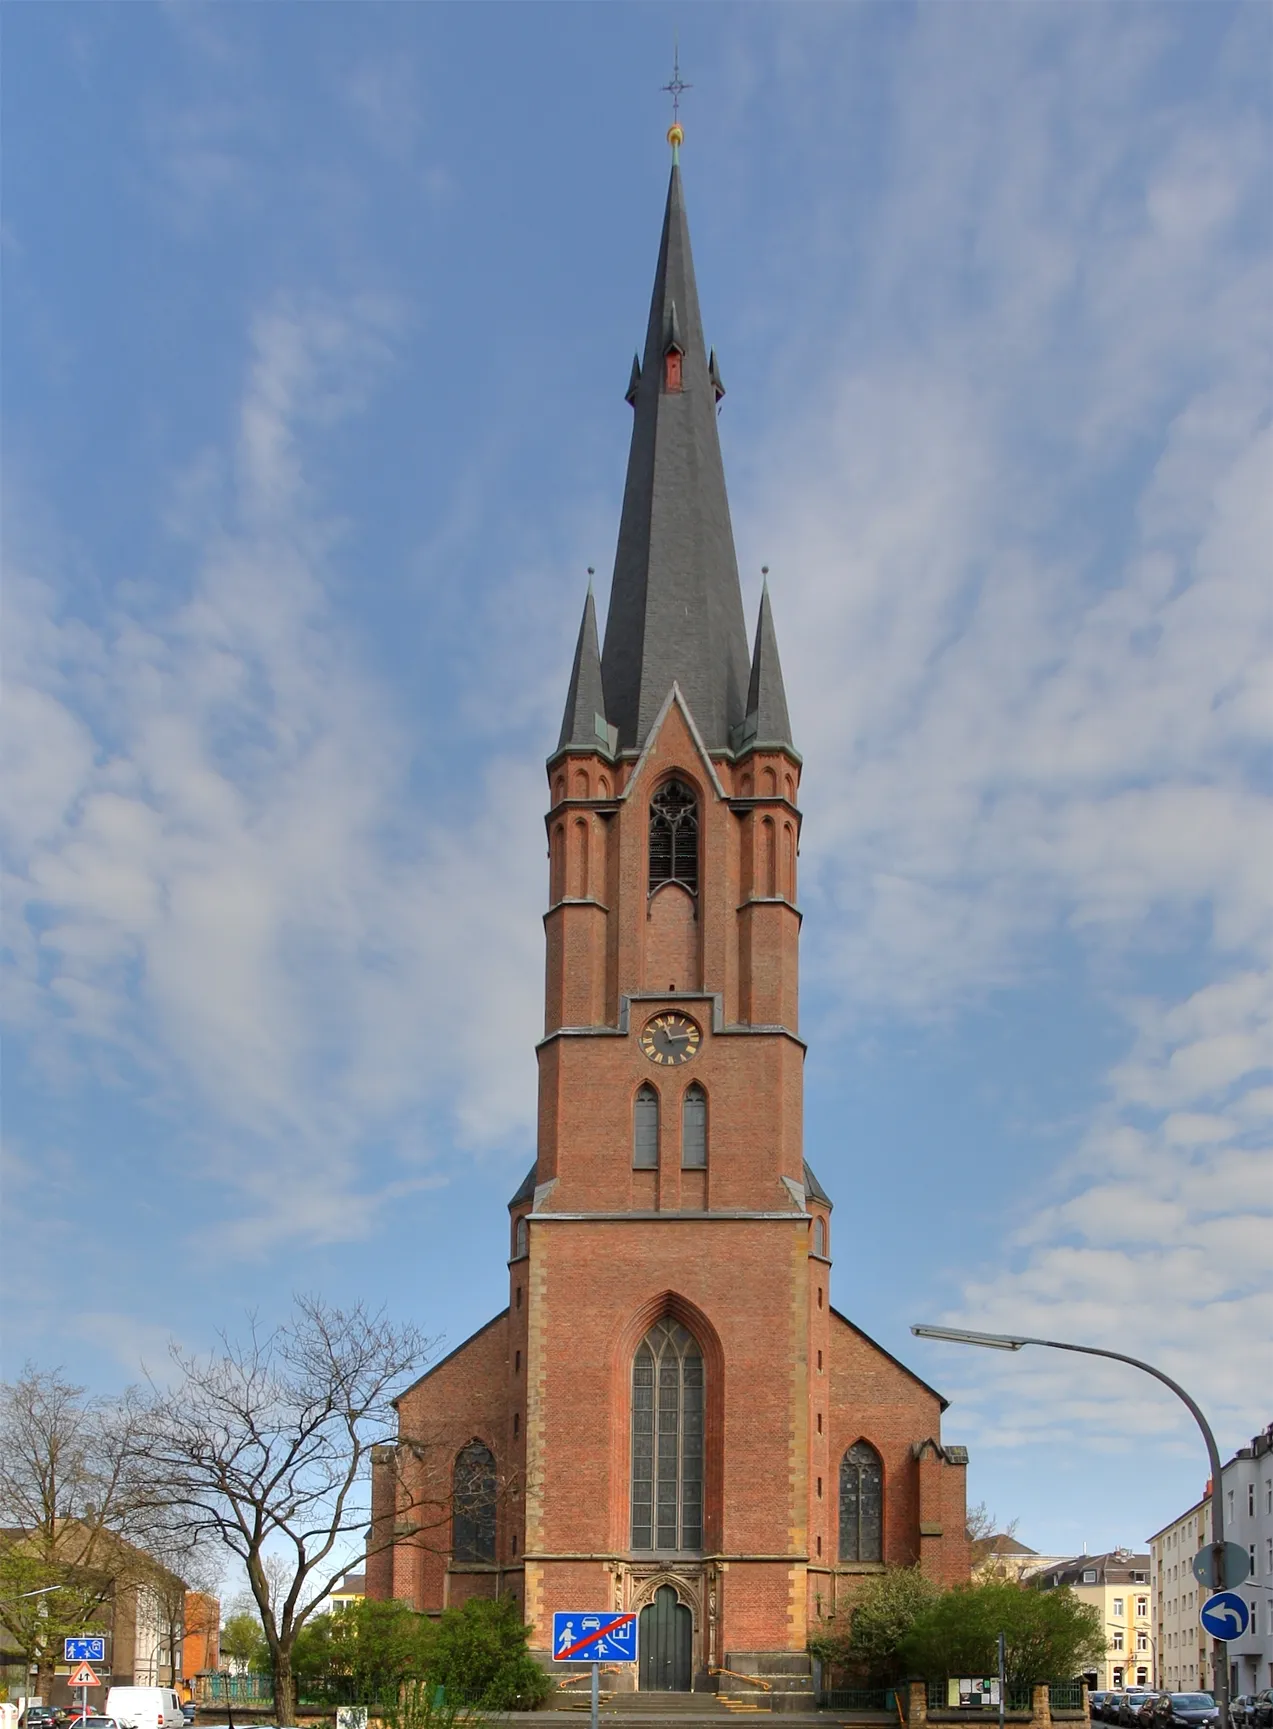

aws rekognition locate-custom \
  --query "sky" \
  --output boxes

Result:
[3,1,1270,1578]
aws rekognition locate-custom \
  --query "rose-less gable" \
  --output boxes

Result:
[367,143,970,1696]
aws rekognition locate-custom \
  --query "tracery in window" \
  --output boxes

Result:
[649,780,699,894]
[634,1084,659,1168]
[452,1440,496,1563]
[682,1084,707,1168]
[631,1319,703,1552]
[839,1439,883,1563]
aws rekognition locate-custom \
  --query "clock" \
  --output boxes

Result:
[639,1012,701,1066]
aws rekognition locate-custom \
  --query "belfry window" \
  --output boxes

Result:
[452,1440,496,1563]
[634,1084,659,1168]
[839,1440,883,1563]
[631,1319,703,1552]
[649,780,699,894]
[681,1084,707,1168]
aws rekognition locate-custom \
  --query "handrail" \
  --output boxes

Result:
[709,1667,773,1692]
[557,1667,623,1690]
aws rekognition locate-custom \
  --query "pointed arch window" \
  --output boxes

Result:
[631,1320,703,1552]
[681,1084,707,1169]
[513,1215,528,1258]
[813,1216,826,1257]
[634,1084,660,1168]
[839,1440,883,1563]
[453,1440,497,1563]
[649,780,699,894]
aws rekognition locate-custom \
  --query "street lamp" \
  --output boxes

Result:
[910,1325,1231,1729]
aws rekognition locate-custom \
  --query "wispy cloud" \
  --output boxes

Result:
[3,293,545,1252]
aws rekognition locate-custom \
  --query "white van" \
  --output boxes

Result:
[103,1689,184,1729]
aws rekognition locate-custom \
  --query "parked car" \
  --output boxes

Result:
[1142,1694,1219,1729]
[1102,1692,1127,1723]
[179,1709,194,1727]
[1232,1697,1259,1728]
[1090,1693,1111,1721]
[1246,1692,1273,1729]
[1118,1690,1157,1724]
[21,1709,63,1729]
[62,1716,120,1729]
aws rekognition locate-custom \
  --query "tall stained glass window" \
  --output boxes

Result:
[839,1440,883,1562]
[631,1320,703,1552]
[634,1085,660,1168]
[452,1440,497,1563]
[681,1085,707,1168]
[649,781,699,893]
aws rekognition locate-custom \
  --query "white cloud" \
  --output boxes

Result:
[2,294,546,1252]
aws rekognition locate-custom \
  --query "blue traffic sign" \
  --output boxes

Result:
[64,1639,105,1663]
[1199,1592,1250,1640]
[552,1611,638,1664]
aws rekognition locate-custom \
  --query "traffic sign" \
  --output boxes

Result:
[552,1611,638,1663]
[65,1640,106,1664]
[1191,1543,1250,1590]
[1199,1592,1250,1640]
[67,1665,100,1689]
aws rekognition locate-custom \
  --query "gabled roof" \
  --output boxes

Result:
[599,163,751,754]
[829,1305,950,1411]
[802,1160,832,1208]
[393,1309,510,1406]
[507,1162,536,1210]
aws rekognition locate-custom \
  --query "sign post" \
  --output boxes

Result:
[551,1612,639,1729]
[67,1662,100,1723]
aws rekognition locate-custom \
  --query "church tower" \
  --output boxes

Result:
[369,141,970,1700]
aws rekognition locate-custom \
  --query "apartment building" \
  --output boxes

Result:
[1150,1425,1273,1696]
[1037,1552,1154,1689]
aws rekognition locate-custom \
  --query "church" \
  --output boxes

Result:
[367,133,971,1702]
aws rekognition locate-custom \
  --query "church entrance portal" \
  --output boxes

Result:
[639,1586,693,1691]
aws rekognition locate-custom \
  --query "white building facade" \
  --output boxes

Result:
[1149,1424,1273,1696]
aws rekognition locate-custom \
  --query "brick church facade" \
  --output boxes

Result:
[367,144,970,1699]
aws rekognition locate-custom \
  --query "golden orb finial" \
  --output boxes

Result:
[667,121,684,159]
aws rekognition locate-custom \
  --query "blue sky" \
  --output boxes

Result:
[3,2,1270,1575]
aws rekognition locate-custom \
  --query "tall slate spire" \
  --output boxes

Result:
[599,162,751,753]
[557,585,612,754]
[740,580,794,751]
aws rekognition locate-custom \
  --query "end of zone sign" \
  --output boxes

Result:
[552,1612,637,1663]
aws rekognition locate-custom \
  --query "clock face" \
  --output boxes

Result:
[639,1012,701,1066]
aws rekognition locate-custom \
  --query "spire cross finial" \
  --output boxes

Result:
[662,46,691,148]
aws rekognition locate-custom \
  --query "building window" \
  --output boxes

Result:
[1083,1569,1097,1584]
[1113,1633,1125,1652]
[649,779,699,893]
[839,1439,883,1563]
[631,1319,703,1553]
[682,1083,707,1168]
[514,1215,528,1258]
[1136,1669,1147,1688]
[1137,1633,1149,1652]
[813,1216,826,1257]
[452,1441,496,1563]
[1249,1483,1256,1517]
[634,1084,659,1168]
[1137,1597,1148,1617]
[1113,1670,1123,1688]
[1113,1599,1124,1617]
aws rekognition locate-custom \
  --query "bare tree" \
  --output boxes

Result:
[0,1368,151,1701]
[967,1501,1023,1577]
[137,1297,435,1726]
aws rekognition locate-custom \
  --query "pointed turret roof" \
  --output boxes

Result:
[738,580,794,751]
[600,162,751,753]
[557,585,612,754]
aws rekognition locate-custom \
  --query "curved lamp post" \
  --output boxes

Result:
[910,1324,1231,1729]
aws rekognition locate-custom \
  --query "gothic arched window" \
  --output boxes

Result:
[631,1320,703,1552]
[452,1440,496,1563]
[839,1440,883,1563]
[514,1215,528,1258]
[634,1084,659,1168]
[681,1084,707,1169]
[813,1216,826,1257]
[649,780,699,894]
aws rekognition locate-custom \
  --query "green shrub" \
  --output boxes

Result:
[426,1597,550,1710]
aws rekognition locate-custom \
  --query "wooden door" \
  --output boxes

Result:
[639,1586,693,1691]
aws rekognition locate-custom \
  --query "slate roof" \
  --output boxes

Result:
[557,586,611,754]
[803,1160,832,1207]
[508,1162,536,1209]
[599,163,752,754]
[738,581,794,752]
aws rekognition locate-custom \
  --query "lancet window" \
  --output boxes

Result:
[452,1440,497,1563]
[839,1439,883,1563]
[681,1084,707,1168]
[649,780,699,894]
[634,1085,659,1168]
[631,1319,703,1552]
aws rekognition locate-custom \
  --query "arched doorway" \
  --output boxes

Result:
[639,1585,693,1692]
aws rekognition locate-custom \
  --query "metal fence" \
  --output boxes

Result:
[925,1680,1082,1712]
[194,1675,274,1706]
[820,1688,898,1710]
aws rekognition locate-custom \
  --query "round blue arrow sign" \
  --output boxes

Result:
[1199,1591,1249,1640]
